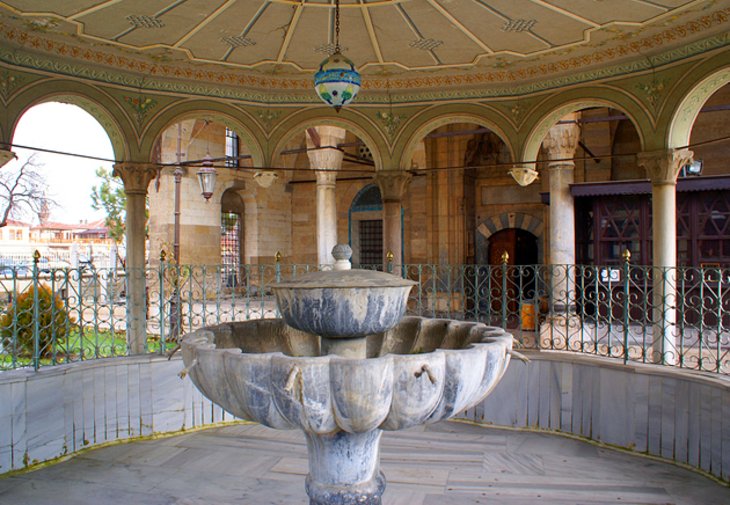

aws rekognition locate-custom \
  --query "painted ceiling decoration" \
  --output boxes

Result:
[0,0,727,99]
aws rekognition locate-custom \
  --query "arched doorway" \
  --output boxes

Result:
[486,228,539,329]
[488,228,538,266]
[348,184,383,267]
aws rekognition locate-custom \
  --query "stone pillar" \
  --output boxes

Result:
[637,149,693,365]
[542,113,581,312]
[306,126,346,266]
[374,170,411,267]
[113,162,157,355]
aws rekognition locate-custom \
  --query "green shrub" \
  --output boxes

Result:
[0,284,76,358]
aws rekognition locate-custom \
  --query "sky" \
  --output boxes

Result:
[6,102,113,225]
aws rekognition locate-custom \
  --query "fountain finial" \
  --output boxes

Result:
[332,243,352,271]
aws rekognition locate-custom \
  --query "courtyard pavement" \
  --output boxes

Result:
[0,421,727,505]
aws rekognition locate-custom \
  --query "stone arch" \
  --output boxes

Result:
[396,105,516,172]
[268,109,388,171]
[140,101,265,167]
[475,212,544,264]
[668,66,730,150]
[521,90,649,165]
[8,80,132,160]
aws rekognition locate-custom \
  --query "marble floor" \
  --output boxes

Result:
[0,421,727,505]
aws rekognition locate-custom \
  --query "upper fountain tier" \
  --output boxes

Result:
[272,269,417,339]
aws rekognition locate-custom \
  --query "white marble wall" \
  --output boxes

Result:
[1,353,728,483]
[462,352,730,482]
[0,356,230,474]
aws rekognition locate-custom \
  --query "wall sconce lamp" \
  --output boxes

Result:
[509,165,539,186]
[680,159,703,177]
[253,170,279,188]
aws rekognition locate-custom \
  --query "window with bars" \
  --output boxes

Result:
[221,212,241,286]
[359,220,383,266]
[225,128,239,168]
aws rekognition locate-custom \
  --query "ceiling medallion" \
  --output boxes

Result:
[409,38,444,51]
[313,0,360,112]
[126,15,164,29]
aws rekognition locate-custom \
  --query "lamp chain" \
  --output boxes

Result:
[334,0,341,53]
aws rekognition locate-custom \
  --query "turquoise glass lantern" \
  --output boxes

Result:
[314,51,361,112]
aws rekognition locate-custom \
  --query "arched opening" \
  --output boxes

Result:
[220,189,245,288]
[610,110,643,181]
[348,184,383,267]
[4,101,118,269]
[522,104,645,267]
[149,118,254,266]
[273,125,376,265]
[404,121,516,265]
[485,228,539,329]
[680,83,730,268]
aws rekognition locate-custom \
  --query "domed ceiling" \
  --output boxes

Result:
[0,0,727,99]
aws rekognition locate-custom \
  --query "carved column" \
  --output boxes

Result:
[113,162,157,355]
[542,113,581,313]
[637,148,693,365]
[307,126,346,266]
[374,170,411,267]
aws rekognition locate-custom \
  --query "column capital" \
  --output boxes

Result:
[113,162,158,195]
[0,149,17,168]
[315,170,337,186]
[374,170,412,202]
[306,126,346,171]
[542,113,581,163]
[637,149,694,185]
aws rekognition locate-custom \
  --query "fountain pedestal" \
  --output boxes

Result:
[305,430,385,505]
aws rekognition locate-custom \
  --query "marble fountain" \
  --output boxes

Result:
[181,246,513,504]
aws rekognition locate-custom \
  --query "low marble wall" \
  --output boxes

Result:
[0,355,231,474]
[1,352,728,483]
[462,351,730,482]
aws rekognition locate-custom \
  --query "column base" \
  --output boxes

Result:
[306,472,386,505]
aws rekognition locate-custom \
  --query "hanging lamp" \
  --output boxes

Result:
[314,0,360,111]
[197,152,216,201]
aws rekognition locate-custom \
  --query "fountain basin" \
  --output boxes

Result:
[181,316,512,434]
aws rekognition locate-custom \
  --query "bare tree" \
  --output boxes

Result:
[0,154,53,228]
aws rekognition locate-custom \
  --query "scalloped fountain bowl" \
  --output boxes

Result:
[182,267,513,505]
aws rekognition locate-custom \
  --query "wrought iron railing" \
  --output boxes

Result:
[1,258,728,374]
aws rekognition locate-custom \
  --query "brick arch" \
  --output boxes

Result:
[475,212,544,264]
